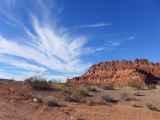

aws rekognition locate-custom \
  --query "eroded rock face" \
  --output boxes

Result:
[67,59,160,86]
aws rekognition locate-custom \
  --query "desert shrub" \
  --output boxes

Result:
[43,96,60,107]
[129,82,145,90]
[86,86,97,92]
[120,93,136,101]
[63,88,88,103]
[26,92,35,100]
[147,84,156,90]
[25,77,51,90]
[102,84,114,90]
[133,91,145,96]
[102,94,118,103]
[77,89,89,97]
[146,102,160,111]
[62,88,72,96]
[131,101,143,108]
[86,100,94,106]
[64,95,82,103]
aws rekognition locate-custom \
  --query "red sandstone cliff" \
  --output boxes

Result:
[67,59,160,86]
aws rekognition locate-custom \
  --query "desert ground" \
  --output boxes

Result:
[0,80,160,120]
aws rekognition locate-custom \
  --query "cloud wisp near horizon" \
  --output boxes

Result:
[0,0,104,81]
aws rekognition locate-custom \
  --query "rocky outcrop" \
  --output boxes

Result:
[67,59,160,86]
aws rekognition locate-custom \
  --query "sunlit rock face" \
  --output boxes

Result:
[67,59,160,86]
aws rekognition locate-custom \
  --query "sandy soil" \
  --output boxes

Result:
[0,81,160,120]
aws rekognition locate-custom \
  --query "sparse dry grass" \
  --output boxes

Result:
[102,94,118,103]
[120,93,136,101]
[43,96,60,107]
[63,88,89,103]
[146,102,160,112]
[129,82,145,90]
[101,84,114,90]
[131,101,144,108]
[147,84,157,90]
[133,91,145,96]
[86,86,97,92]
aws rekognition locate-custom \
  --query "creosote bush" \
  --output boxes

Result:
[133,91,145,96]
[131,101,143,108]
[86,86,97,92]
[63,88,88,103]
[25,76,51,90]
[102,94,118,103]
[101,84,114,90]
[120,93,136,101]
[147,84,156,90]
[146,102,160,112]
[43,96,60,107]
[129,82,145,90]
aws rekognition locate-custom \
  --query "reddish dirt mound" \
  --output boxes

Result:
[68,59,160,86]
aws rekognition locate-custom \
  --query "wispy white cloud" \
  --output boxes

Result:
[106,33,135,50]
[0,0,104,80]
[109,41,121,47]
[0,70,33,81]
[126,35,135,40]
[80,23,111,28]
[0,55,46,72]
[107,41,121,50]
[83,47,105,54]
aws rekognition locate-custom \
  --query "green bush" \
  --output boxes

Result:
[25,77,51,90]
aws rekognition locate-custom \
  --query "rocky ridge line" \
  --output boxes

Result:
[67,59,160,86]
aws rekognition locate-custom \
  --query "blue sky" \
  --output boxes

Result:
[0,0,160,81]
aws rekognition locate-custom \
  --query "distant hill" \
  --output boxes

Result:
[0,78,12,82]
[67,59,160,86]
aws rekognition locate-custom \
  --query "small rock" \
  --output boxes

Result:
[70,116,74,119]
[86,100,94,106]
[106,114,110,116]
[33,98,39,102]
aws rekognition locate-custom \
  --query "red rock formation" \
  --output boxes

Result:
[67,59,160,86]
